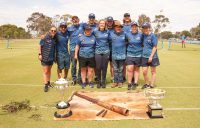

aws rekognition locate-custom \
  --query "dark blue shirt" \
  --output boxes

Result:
[126,31,143,57]
[68,23,84,52]
[142,33,158,58]
[123,23,132,33]
[93,29,110,54]
[109,31,127,60]
[76,34,96,58]
[56,31,69,54]
[40,34,56,62]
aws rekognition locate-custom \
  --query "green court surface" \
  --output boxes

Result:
[0,39,200,128]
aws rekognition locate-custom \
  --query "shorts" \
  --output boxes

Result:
[57,52,70,70]
[126,57,141,67]
[79,56,95,68]
[141,57,160,67]
[41,61,53,66]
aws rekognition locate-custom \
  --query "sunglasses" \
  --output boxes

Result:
[51,30,57,33]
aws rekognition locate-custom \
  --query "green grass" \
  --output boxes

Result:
[0,39,200,128]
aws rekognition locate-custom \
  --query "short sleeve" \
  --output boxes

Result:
[152,34,158,47]
[40,39,45,46]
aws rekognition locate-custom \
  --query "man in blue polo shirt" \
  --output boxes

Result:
[56,22,70,80]
[123,13,132,33]
[88,13,98,31]
[141,22,160,89]
[109,21,127,88]
[68,16,83,85]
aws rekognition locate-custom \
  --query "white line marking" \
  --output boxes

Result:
[0,83,200,89]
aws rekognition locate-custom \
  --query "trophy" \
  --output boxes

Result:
[54,78,72,118]
[145,89,166,118]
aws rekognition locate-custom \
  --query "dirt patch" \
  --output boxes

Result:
[54,91,150,120]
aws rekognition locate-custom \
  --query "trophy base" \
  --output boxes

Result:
[147,104,164,118]
[54,107,72,118]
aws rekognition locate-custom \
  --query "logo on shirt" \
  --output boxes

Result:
[136,37,141,40]
[91,39,95,42]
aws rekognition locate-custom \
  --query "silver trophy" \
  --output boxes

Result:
[54,78,72,118]
[145,89,166,118]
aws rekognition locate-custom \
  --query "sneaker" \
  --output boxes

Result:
[128,83,132,90]
[118,83,123,88]
[72,80,76,86]
[131,83,138,90]
[111,83,118,88]
[44,84,49,92]
[141,84,150,89]
[149,85,154,88]
[97,82,101,89]
[89,82,94,88]
[102,82,106,88]
[81,83,87,89]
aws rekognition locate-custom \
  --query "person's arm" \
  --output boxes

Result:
[148,34,158,63]
[38,39,44,61]
[74,45,80,60]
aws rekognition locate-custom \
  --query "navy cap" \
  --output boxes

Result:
[83,24,92,30]
[124,13,130,17]
[131,21,138,26]
[142,22,151,28]
[60,22,67,26]
[88,13,95,19]
[107,16,114,21]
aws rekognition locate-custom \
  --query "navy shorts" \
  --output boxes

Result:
[141,57,160,67]
[126,57,142,67]
[41,61,53,66]
[57,52,70,70]
[79,56,95,68]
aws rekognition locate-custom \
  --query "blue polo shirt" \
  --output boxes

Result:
[40,34,56,62]
[142,33,158,58]
[76,34,96,58]
[56,31,69,54]
[93,29,109,54]
[126,31,143,57]
[109,31,127,60]
[123,23,132,33]
[68,23,84,52]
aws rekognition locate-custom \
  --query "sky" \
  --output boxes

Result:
[0,0,199,32]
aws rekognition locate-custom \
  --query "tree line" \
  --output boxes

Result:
[0,24,31,39]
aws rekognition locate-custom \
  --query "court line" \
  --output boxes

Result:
[1,105,199,111]
[0,83,200,89]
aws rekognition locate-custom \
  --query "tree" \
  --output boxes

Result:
[181,30,191,37]
[52,14,73,28]
[190,23,200,39]
[153,15,170,35]
[160,31,173,39]
[137,14,151,27]
[0,24,31,39]
[26,12,52,36]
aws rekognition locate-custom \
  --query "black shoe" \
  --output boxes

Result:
[149,85,154,88]
[131,83,138,90]
[77,79,82,85]
[102,82,106,88]
[72,80,76,86]
[141,84,150,89]
[44,84,49,92]
[97,82,101,89]
[81,83,87,89]
[128,83,132,90]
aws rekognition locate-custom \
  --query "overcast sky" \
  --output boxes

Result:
[0,0,199,32]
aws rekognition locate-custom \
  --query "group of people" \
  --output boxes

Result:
[38,13,160,92]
